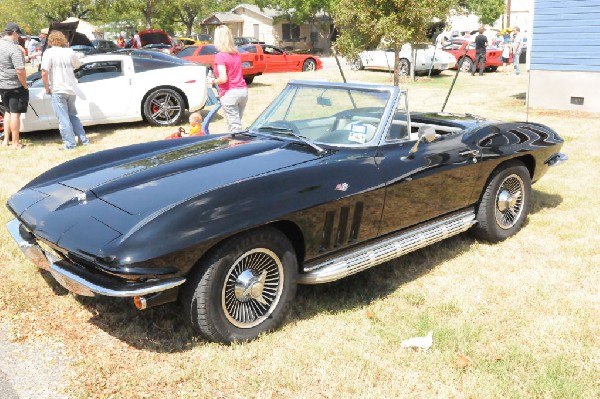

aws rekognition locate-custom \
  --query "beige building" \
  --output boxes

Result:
[201,4,332,53]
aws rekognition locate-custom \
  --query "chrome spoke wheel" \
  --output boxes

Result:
[495,174,525,229]
[222,248,284,328]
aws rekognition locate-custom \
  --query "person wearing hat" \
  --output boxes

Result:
[0,22,28,149]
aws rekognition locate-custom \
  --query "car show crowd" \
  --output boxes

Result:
[2,16,528,151]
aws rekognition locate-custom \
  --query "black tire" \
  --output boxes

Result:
[472,161,532,242]
[398,59,410,77]
[459,57,473,73]
[182,227,298,343]
[142,88,185,126]
[351,57,363,71]
[244,76,255,85]
[302,58,317,72]
[488,66,498,72]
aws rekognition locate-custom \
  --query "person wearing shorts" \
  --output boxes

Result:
[0,22,28,149]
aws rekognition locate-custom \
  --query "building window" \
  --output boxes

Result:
[282,24,300,40]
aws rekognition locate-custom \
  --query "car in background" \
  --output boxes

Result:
[176,44,266,84]
[91,39,120,53]
[240,44,322,73]
[1,51,207,132]
[234,37,265,46]
[139,29,175,54]
[351,44,456,76]
[5,79,567,343]
[172,37,201,53]
[192,33,212,43]
[351,44,457,76]
[71,44,99,58]
[442,39,509,72]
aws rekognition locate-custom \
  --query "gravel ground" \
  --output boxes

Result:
[0,324,71,399]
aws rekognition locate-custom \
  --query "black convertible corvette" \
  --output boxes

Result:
[6,80,567,343]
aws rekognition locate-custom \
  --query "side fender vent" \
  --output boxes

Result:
[320,202,364,252]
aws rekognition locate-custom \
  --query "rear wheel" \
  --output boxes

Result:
[398,59,410,77]
[472,161,532,242]
[302,58,317,72]
[182,227,298,343]
[459,57,473,72]
[143,88,185,126]
[351,58,363,71]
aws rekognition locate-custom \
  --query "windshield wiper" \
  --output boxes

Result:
[257,125,326,155]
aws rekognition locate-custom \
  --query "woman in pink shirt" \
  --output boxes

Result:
[207,25,248,132]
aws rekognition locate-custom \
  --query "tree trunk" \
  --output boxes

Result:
[393,45,400,86]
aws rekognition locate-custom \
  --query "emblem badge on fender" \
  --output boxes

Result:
[335,183,349,192]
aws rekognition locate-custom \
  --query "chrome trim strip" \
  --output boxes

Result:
[299,210,476,284]
[49,262,186,298]
[545,152,568,167]
[6,218,51,271]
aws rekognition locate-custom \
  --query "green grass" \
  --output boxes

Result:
[0,64,598,398]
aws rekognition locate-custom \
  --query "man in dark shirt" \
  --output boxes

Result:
[471,26,488,76]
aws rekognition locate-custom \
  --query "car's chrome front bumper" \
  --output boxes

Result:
[6,218,186,298]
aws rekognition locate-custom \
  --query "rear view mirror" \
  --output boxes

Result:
[418,125,437,143]
[317,96,332,106]
[403,125,438,160]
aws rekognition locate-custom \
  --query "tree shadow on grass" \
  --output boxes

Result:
[292,233,475,321]
[73,232,475,352]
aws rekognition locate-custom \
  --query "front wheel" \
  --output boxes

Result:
[302,58,317,72]
[472,161,532,242]
[182,227,298,343]
[244,76,255,85]
[142,88,185,126]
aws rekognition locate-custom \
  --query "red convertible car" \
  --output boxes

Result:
[240,44,322,73]
[177,43,323,83]
[442,39,512,72]
[176,44,266,84]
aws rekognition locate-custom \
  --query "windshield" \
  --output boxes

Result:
[250,83,391,146]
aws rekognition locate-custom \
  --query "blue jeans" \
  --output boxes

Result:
[51,93,89,149]
[514,49,523,75]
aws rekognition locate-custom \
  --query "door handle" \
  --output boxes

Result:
[459,149,480,157]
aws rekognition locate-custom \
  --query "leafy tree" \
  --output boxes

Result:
[256,0,337,47]
[461,0,505,26]
[334,0,458,85]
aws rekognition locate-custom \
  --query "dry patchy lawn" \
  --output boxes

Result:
[0,63,598,398]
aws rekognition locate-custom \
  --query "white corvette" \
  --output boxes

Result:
[0,50,207,134]
[351,44,457,76]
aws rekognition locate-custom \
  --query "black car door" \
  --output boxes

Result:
[376,124,482,235]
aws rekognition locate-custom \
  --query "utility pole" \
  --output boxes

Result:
[506,0,512,28]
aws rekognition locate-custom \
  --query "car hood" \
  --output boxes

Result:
[139,31,172,46]
[12,135,320,222]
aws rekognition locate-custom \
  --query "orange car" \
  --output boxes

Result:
[176,44,265,84]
